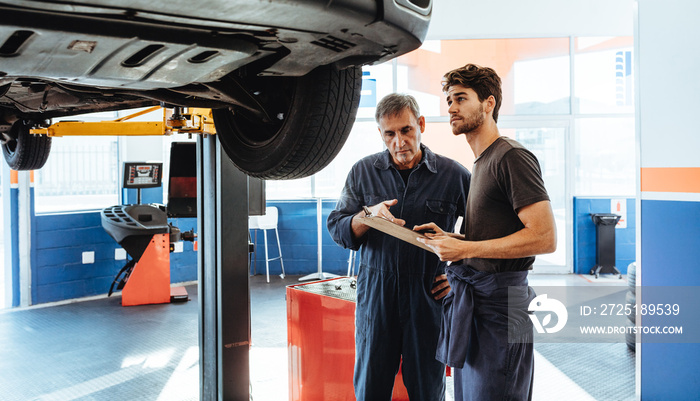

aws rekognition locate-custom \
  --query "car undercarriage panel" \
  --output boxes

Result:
[0,8,261,90]
[0,0,430,120]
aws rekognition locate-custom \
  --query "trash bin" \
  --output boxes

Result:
[590,213,622,278]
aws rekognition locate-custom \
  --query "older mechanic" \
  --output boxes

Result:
[327,93,471,400]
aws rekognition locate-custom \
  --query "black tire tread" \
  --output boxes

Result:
[214,65,361,180]
[294,69,345,178]
[260,66,360,179]
[628,261,636,295]
[625,291,635,324]
[2,120,52,170]
[625,320,636,352]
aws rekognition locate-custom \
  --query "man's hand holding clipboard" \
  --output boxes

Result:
[358,203,437,254]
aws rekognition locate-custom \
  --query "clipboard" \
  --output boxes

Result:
[358,207,435,254]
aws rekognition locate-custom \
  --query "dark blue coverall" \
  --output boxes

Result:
[435,264,536,401]
[327,145,470,400]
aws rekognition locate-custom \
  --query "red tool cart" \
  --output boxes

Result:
[287,277,409,401]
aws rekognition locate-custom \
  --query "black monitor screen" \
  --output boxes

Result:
[167,142,197,218]
[123,162,163,189]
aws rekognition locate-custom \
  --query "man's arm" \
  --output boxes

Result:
[328,184,406,250]
[418,200,557,262]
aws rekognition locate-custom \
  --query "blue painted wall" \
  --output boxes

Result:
[640,199,700,398]
[28,196,645,304]
[168,217,198,282]
[322,199,353,274]
[640,200,700,286]
[122,187,163,206]
[33,212,117,304]
[9,184,19,307]
[31,199,351,304]
[573,197,635,275]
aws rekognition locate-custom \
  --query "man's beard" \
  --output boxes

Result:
[452,105,485,136]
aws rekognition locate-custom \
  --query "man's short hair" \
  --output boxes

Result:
[442,64,503,123]
[375,93,421,123]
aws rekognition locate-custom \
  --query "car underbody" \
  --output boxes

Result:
[0,0,431,177]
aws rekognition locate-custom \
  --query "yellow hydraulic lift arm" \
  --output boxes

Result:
[29,107,217,137]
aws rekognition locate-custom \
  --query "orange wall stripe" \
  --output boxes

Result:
[641,167,700,193]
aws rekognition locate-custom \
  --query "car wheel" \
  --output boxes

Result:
[625,320,636,352]
[626,291,636,324]
[627,261,636,294]
[212,65,362,180]
[1,120,52,171]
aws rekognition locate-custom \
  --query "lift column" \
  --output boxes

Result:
[197,134,250,400]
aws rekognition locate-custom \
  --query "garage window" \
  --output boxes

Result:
[33,110,122,213]
[34,135,120,213]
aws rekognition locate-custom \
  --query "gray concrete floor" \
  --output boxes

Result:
[256,273,635,401]
[0,273,635,400]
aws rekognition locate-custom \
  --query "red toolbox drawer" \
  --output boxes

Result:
[287,277,409,401]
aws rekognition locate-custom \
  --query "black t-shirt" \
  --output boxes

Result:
[462,136,550,272]
[396,153,423,185]
[398,168,412,185]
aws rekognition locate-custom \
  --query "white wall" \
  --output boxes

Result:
[637,0,700,168]
[427,0,634,39]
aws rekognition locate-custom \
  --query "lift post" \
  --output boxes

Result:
[197,133,251,400]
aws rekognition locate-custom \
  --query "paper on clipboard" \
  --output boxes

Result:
[358,214,436,254]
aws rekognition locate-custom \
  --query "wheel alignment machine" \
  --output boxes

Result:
[32,106,207,306]
[101,158,196,306]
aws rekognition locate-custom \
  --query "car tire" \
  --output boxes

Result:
[2,120,52,171]
[212,65,362,180]
[626,290,636,324]
[627,261,636,295]
[625,320,636,352]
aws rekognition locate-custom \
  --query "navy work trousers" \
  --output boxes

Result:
[354,266,445,401]
[437,265,535,401]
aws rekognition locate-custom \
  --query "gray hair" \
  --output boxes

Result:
[374,93,421,123]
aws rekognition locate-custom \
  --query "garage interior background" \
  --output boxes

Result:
[1,0,698,398]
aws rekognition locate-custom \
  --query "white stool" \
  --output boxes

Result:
[249,206,285,283]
